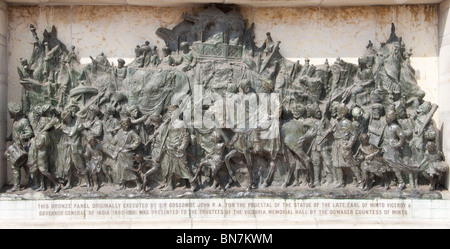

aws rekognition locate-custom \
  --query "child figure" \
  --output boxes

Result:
[133,153,149,190]
[420,141,449,191]
[84,135,103,191]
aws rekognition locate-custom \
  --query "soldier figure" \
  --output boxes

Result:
[82,105,103,140]
[59,107,90,190]
[29,121,61,192]
[27,105,61,192]
[308,104,333,187]
[101,104,120,184]
[4,103,33,192]
[381,110,406,190]
[141,114,167,191]
[395,101,416,187]
[282,104,313,187]
[112,118,142,190]
[331,104,363,188]
[368,103,386,147]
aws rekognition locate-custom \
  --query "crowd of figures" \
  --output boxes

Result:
[4,6,448,194]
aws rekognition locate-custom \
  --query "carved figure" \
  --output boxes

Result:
[6,9,446,196]
[357,133,391,190]
[175,42,197,72]
[191,129,227,190]
[160,105,196,191]
[115,58,127,82]
[111,118,142,190]
[141,114,166,191]
[27,105,61,192]
[331,104,363,188]
[420,141,449,191]
[4,103,33,192]
[58,107,89,190]
[84,135,103,191]
[381,110,406,190]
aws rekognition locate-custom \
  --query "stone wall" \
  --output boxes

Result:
[5,4,441,186]
[439,0,450,188]
[0,0,7,188]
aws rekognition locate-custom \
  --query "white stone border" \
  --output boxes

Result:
[0,198,449,228]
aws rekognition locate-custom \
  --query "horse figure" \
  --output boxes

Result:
[224,126,280,191]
